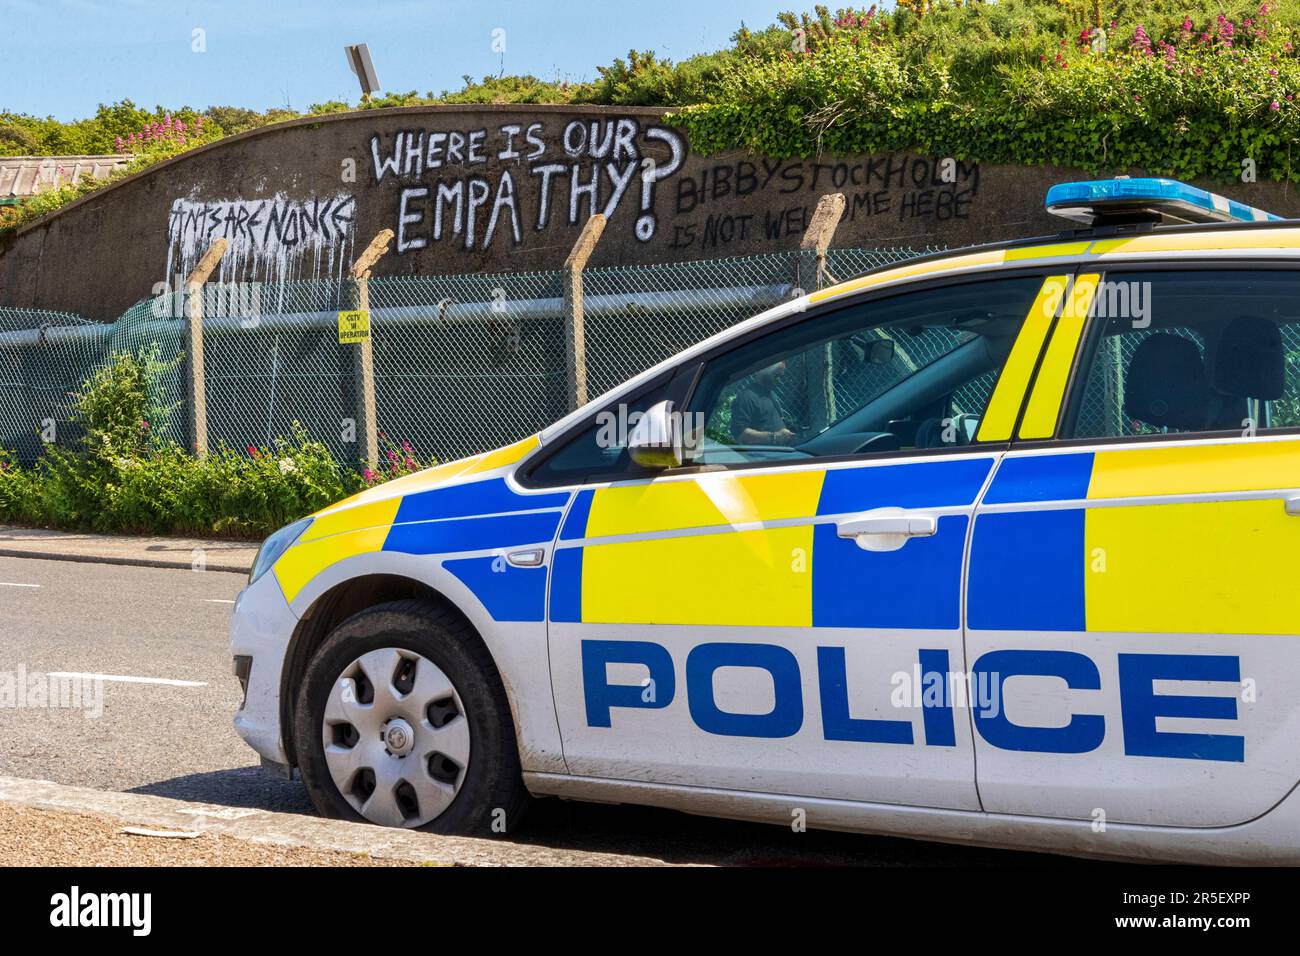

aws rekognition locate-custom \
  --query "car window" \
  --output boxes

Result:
[681,276,1048,467]
[1063,270,1300,441]
[523,377,675,487]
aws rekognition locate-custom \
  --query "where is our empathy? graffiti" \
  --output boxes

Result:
[159,117,981,286]
[374,120,980,256]
[372,118,687,252]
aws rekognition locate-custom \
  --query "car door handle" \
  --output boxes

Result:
[836,510,937,552]
[505,548,546,567]
[1286,495,1300,517]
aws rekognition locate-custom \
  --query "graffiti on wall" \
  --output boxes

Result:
[158,118,981,285]
[164,192,357,286]
[370,118,687,253]
[665,154,982,253]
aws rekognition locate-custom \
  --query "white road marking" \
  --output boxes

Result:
[48,672,207,688]
[203,599,235,604]
[0,582,40,588]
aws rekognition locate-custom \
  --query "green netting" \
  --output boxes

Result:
[0,247,939,465]
[0,302,188,459]
[197,279,352,459]
[368,270,567,464]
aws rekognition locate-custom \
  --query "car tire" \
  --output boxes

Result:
[293,598,530,835]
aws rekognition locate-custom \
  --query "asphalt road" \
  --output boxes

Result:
[0,556,1069,866]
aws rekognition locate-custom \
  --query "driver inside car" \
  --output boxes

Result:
[731,360,799,446]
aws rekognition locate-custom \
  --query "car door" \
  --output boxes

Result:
[536,271,1065,809]
[968,265,1300,827]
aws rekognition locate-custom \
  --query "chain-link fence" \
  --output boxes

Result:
[0,301,191,461]
[0,246,940,467]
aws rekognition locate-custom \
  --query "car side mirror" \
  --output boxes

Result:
[627,399,684,469]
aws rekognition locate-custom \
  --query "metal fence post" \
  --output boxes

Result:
[562,214,606,411]
[349,229,394,470]
[799,193,846,432]
[184,238,228,458]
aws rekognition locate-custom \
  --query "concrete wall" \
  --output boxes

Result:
[2,103,1298,321]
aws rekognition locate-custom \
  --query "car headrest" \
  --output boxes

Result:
[1123,334,1211,430]
[1213,315,1284,400]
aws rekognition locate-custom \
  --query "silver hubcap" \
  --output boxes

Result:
[322,647,470,828]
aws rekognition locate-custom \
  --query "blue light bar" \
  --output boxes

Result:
[1045,177,1284,226]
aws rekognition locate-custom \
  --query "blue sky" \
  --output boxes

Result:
[1,0,803,120]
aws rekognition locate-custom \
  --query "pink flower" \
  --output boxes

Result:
[1271,100,1281,110]
[1131,24,1153,56]
[362,467,376,484]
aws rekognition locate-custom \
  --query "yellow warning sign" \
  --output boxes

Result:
[338,309,371,344]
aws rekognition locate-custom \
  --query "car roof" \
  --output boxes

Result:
[813,219,1300,305]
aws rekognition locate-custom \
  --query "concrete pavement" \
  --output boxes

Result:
[0,525,257,573]
[0,776,670,866]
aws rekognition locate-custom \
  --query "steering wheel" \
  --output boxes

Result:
[850,432,901,455]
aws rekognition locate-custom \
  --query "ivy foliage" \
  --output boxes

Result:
[672,1,1300,181]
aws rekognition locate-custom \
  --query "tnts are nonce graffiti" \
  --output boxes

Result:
[369,118,687,253]
[164,192,358,289]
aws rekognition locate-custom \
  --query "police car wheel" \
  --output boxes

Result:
[294,599,529,834]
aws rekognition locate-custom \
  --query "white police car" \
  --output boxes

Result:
[231,179,1300,862]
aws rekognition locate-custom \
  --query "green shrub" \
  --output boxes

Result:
[673,3,1300,180]
[0,450,35,522]
[73,347,180,463]
[0,351,435,539]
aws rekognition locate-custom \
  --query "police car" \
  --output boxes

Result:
[231,178,1300,863]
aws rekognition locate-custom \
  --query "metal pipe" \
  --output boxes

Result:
[0,282,797,348]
